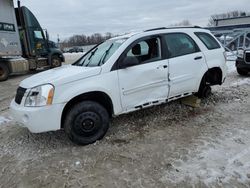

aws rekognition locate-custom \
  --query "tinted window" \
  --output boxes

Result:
[195,32,221,50]
[164,33,199,58]
[126,37,161,64]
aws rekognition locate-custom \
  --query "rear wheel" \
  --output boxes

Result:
[196,77,212,98]
[199,85,211,98]
[64,101,110,145]
[237,68,248,76]
[0,63,9,82]
[51,55,62,68]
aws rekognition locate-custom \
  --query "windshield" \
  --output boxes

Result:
[73,38,127,67]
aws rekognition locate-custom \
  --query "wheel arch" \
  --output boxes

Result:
[196,67,223,98]
[201,67,223,86]
[48,50,65,64]
[61,91,114,129]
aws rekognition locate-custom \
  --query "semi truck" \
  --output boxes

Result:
[0,0,64,81]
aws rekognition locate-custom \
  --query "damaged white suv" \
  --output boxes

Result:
[11,27,227,145]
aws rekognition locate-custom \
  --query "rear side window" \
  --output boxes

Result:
[163,33,200,58]
[195,32,221,50]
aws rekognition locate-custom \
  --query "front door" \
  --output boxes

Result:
[117,37,169,112]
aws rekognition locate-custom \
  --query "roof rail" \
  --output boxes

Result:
[144,26,202,32]
[144,27,167,32]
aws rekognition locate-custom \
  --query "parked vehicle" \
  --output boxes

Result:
[68,47,84,53]
[0,0,64,81]
[216,32,250,51]
[11,27,227,145]
[236,49,250,75]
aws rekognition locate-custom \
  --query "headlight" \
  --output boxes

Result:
[238,49,244,58]
[25,84,55,107]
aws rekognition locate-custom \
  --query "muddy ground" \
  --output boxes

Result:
[0,61,250,188]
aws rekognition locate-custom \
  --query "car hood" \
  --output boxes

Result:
[20,65,102,88]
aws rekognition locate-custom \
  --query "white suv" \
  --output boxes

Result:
[11,27,227,145]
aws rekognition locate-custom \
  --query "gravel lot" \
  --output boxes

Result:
[0,60,250,188]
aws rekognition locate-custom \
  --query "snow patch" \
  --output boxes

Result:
[64,52,85,64]
[0,116,12,125]
[231,78,250,86]
[226,52,237,61]
[160,129,250,186]
[226,61,236,73]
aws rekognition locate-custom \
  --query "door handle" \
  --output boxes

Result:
[157,65,168,69]
[194,56,202,60]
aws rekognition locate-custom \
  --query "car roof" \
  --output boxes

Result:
[110,26,209,40]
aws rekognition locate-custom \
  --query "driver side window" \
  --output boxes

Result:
[126,37,161,65]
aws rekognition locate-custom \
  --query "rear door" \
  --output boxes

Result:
[163,33,207,98]
[117,36,169,112]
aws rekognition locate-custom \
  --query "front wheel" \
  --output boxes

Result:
[64,101,110,145]
[0,63,10,82]
[237,68,248,76]
[51,55,62,68]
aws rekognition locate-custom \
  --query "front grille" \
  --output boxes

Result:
[15,87,27,104]
[245,51,250,64]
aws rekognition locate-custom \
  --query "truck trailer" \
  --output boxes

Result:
[0,0,64,81]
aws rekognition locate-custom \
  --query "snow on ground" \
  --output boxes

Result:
[160,128,250,186]
[226,52,237,61]
[0,116,12,126]
[226,61,236,73]
[64,52,85,64]
[232,78,250,86]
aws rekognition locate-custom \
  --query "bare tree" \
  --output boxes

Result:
[62,32,114,48]
[170,20,192,27]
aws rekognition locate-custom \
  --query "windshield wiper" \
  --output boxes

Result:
[85,48,98,67]
[97,43,114,66]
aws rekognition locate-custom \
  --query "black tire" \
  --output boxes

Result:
[237,68,248,76]
[0,63,10,82]
[51,55,62,68]
[64,101,110,145]
[196,77,212,98]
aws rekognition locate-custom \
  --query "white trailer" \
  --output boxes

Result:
[0,0,22,56]
[0,0,64,81]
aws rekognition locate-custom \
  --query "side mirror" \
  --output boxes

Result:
[120,56,139,69]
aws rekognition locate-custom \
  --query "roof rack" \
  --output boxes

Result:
[144,26,202,32]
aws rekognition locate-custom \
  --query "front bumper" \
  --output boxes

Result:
[236,58,250,70]
[10,100,65,133]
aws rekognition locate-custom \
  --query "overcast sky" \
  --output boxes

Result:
[15,0,250,41]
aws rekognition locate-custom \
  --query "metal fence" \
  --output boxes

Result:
[211,28,250,60]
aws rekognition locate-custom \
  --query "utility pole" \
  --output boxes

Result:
[57,34,60,49]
